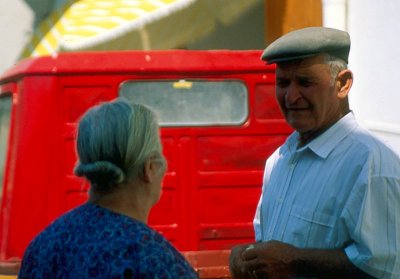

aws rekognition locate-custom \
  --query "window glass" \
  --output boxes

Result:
[120,80,248,126]
[0,96,12,201]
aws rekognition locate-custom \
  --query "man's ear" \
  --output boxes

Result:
[337,69,353,99]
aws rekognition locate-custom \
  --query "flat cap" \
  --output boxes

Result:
[261,27,350,64]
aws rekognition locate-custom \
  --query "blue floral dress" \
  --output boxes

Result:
[18,203,198,278]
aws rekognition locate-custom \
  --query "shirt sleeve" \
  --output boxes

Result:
[253,194,262,242]
[343,172,400,279]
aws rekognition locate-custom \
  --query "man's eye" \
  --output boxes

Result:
[299,80,313,87]
[277,80,289,88]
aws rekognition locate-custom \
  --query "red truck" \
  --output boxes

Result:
[0,50,291,276]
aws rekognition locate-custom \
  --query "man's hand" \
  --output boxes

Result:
[229,240,299,279]
[229,243,252,278]
[230,240,378,279]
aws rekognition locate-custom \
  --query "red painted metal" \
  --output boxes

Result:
[0,50,291,264]
[183,250,231,278]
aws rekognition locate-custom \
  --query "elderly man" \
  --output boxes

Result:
[229,27,400,279]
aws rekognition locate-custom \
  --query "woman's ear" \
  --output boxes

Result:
[337,69,353,99]
[142,155,165,183]
[142,159,154,183]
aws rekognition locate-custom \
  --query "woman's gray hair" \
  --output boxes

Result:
[323,54,348,85]
[74,98,164,193]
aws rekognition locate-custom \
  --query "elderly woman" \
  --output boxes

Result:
[19,99,197,278]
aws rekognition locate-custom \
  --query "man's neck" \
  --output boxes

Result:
[297,111,350,148]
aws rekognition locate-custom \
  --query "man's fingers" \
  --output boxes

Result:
[230,244,250,277]
[242,243,261,261]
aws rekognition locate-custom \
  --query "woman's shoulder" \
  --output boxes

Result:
[20,203,197,278]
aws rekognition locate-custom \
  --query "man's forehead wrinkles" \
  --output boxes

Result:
[276,69,315,79]
[277,63,329,80]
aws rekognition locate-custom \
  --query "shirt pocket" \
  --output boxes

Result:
[285,204,336,248]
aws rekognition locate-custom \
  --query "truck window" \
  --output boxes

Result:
[120,80,248,126]
[0,95,12,201]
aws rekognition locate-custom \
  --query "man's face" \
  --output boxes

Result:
[275,55,343,139]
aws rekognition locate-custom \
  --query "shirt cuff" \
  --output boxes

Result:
[345,243,387,279]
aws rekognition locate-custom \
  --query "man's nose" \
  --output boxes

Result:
[285,84,301,106]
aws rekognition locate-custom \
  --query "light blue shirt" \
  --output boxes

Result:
[254,113,400,279]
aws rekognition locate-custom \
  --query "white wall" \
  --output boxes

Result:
[0,0,33,74]
[324,0,400,155]
[347,0,400,155]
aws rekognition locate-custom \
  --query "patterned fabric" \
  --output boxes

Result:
[254,112,400,279]
[19,203,198,279]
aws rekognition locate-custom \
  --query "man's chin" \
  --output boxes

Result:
[287,119,310,132]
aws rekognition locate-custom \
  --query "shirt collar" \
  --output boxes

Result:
[283,112,358,159]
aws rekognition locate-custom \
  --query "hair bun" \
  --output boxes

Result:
[74,161,125,192]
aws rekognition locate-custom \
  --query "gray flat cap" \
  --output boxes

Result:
[261,27,350,64]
